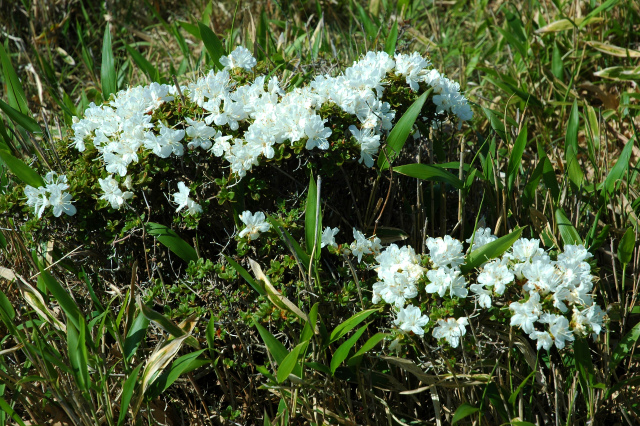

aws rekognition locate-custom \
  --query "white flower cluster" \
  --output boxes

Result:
[24,172,77,218]
[367,227,605,351]
[67,46,472,218]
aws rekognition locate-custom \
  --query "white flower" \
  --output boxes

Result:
[477,259,514,295]
[99,176,133,209]
[509,292,542,334]
[172,182,201,215]
[466,227,497,251]
[350,228,374,262]
[540,313,574,349]
[426,267,468,298]
[321,227,339,248]
[238,211,270,240]
[185,117,218,150]
[24,185,49,218]
[220,46,257,72]
[469,283,492,308]
[530,330,553,351]
[304,115,332,150]
[349,125,380,167]
[48,186,76,217]
[432,317,468,348]
[394,305,429,336]
[426,235,464,269]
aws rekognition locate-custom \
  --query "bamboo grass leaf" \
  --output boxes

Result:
[507,123,527,191]
[124,312,150,362]
[117,363,144,426]
[198,22,224,70]
[461,228,523,274]
[451,403,480,425]
[330,324,368,374]
[146,222,198,263]
[565,100,583,191]
[0,44,30,115]
[378,91,428,170]
[277,342,306,383]
[555,208,582,246]
[329,309,378,344]
[618,227,635,266]
[0,99,42,135]
[101,24,117,100]
[393,163,464,190]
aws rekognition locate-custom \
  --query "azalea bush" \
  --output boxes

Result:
[0,0,639,425]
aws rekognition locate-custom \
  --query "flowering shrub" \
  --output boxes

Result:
[333,228,605,351]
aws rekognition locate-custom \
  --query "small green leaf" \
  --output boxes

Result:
[330,324,368,374]
[277,342,306,383]
[393,163,464,190]
[565,100,584,191]
[378,91,428,170]
[329,309,377,344]
[146,222,198,263]
[101,24,117,100]
[198,22,224,70]
[507,123,527,191]
[618,227,635,266]
[461,227,523,274]
[555,208,582,246]
[451,403,480,425]
[117,363,144,426]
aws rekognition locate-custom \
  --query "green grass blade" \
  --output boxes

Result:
[117,363,143,426]
[0,288,15,321]
[138,298,199,348]
[277,342,306,383]
[67,320,88,392]
[507,123,527,192]
[0,44,29,115]
[603,136,634,195]
[610,321,640,370]
[198,22,224,70]
[384,20,398,55]
[224,255,265,296]
[305,174,321,259]
[254,320,288,365]
[101,24,117,100]
[617,227,635,266]
[124,44,160,82]
[393,163,464,190]
[146,349,208,398]
[451,403,480,425]
[552,42,563,80]
[347,332,388,366]
[39,267,85,332]
[378,91,428,170]
[0,149,44,188]
[329,309,378,344]
[145,222,198,263]
[555,208,582,246]
[0,99,42,135]
[0,395,26,426]
[565,100,583,191]
[330,324,368,374]
[124,311,150,362]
